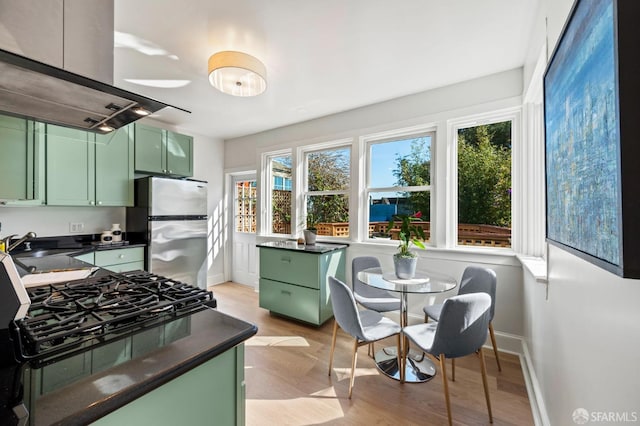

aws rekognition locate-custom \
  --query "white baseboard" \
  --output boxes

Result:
[207,273,226,285]
[520,340,551,426]
[490,330,522,355]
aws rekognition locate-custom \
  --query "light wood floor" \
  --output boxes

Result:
[212,282,534,426]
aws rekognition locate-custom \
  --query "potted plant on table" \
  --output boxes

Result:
[392,211,426,279]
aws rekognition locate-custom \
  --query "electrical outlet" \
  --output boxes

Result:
[69,222,84,233]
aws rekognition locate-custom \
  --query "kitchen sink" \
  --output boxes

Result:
[11,250,98,288]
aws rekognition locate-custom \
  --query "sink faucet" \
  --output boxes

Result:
[4,232,37,253]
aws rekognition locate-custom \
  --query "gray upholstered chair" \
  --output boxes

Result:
[352,256,401,312]
[351,256,401,356]
[328,276,402,398]
[405,293,493,426]
[423,265,501,374]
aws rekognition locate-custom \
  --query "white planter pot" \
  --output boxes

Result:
[303,229,317,245]
[393,255,417,279]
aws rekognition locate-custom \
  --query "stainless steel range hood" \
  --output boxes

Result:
[0,48,189,134]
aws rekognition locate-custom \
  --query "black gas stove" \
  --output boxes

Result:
[11,270,216,366]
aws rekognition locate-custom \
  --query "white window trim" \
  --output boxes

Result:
[447,107,521,251]
[360,124,437,244]
[260,149,293,237]
[297,138,353,239]
[521,43,547,258]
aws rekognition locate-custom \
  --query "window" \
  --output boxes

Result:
[366,133,432,242]
[304,145,350,238]
[457,120,512,248]
[267,154,292,235]
[234,180,256,233]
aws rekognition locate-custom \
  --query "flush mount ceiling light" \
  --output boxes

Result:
[208,51,266,97]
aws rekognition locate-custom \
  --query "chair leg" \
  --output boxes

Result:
[396,333,404,383]
[328,320,338,376]
[489,322,502,371]
[348,338,359,399]
[451,358,455,381]
[439,354,453,426]
[477,348,493,423]
[424,313,429,323]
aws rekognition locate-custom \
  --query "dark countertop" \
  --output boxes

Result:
[257,240,348,254]
[10,234,146,257]
[10,235,146,276]
[31,308,257,426]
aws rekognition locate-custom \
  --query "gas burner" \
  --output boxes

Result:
[14,271,215,361]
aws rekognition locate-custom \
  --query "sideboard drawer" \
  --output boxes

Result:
[259,278,322,324]
[94,247,144,267]
[259,248,319,289]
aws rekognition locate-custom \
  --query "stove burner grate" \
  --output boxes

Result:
[15,271,215,360]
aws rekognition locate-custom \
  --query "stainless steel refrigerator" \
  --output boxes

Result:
[127,177,208,289]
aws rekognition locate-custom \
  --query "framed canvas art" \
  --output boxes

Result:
[544,0,640,278]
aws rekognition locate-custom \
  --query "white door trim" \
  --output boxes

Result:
[224,169,257,285]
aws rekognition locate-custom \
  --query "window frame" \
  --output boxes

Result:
[298,139,353,240]
[361,125,436,244]
[261,149,294,237]
[447,107,520,250]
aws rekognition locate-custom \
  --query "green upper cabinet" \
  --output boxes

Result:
[46,125,95,206]
[46,125,134,206]
[165,130,193,177]
[95,127,134,206]
[134,124,164,174]
[134,124,193,177]
[0,115,44,205]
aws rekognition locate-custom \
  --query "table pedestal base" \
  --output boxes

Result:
[374,347,436,383]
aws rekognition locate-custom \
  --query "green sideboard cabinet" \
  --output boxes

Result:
[46,124,133,206]
[258,242,346,326]
[0,116,44,205]
[134,124,193,177]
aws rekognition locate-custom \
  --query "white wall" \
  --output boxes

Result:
[192,131,226,286]
[225,68,523,169]
[521,1,640,424]
[0,206,124,237]
[230,68,525,351]
[524,248,640,425]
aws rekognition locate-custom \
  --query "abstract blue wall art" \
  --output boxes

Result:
[544,0,622,269]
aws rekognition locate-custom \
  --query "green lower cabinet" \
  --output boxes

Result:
[73,252,95,264]
[258,247,346,325]
[259,278,326,325]
[74,247,145,273]
[92,344,246,426]
[94,247,144,272]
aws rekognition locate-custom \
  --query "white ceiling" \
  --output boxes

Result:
[114,0,539,140]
